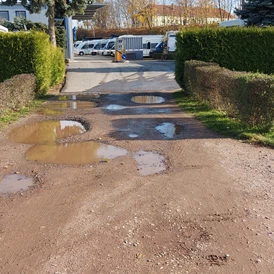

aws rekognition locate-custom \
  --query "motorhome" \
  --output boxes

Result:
[219,19,245,27]
[141,35,164,57]
[74,40,100,56]
[165,31,178,53]
[90,39,108,55]
[100,38,116,56]
[0,25,8,33]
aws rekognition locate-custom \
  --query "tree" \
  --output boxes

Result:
[2,0,89,47]
[235,0,274,26]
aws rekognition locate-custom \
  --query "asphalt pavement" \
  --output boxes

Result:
[62,55,180,94]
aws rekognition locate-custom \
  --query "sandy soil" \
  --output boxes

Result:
[0,59,274,274]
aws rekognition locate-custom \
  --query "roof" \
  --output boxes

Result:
[72,3,106,20]
[149,4,233,19]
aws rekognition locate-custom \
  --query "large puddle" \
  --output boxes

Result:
[134,150,166,176]
[25,141,128,165]
[155,122,184,139]
[131,96,165,104]
[9,120,86,144]
[0,174,34,194]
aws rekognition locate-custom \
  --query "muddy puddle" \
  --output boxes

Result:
[9,120,86,144]
[131,96,165,104]
[134,150,166,176]
[155,122,184,139]
[105,105,127,110]
[0,174,34,194]
[25,141,128,165]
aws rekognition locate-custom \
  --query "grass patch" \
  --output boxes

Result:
[0,95,53,129]
[174,91,274,147]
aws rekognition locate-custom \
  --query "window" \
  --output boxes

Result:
[0,11,9,21]
[16,11,26,18]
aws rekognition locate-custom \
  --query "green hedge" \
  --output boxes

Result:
[175,27,274,88]
[184,60,274,129]
[0,74,36,116]
[0,31,65,94]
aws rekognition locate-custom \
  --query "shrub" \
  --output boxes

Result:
[184,60,274,129]
[175,27,274,88]
[151,52,175,60]
[0,31,65,94]
[0,74,36,116]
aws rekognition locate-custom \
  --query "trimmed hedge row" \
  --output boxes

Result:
[0,74,36,116]
[0,31,65,94]
[175,27,274,88]
[184,60,274,129]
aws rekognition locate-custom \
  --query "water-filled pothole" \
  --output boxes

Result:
[106,105,127,110]
[25,141,128,165]
[131,96,165,104]
[134,150,166,176]
[155,122,184,139]
[0,174,34,194]
[9,120,87,144]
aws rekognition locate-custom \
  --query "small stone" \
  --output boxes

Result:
[136,253,143,259]
[255,259,261,263]
[15,171,20,174]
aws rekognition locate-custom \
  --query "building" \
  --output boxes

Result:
[0,3,48,24]
[139,4,233,27]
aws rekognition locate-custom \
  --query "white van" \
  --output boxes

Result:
[74,40,100,56]
[219,19,245,27]
[0,25,8,33]
[100,38,116,56]
[165,31,178,53]
[90,39,108,55]
[141,35,164,57]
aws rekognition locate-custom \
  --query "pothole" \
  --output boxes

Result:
[134,150,166,176]
[0,174,34,194]
[25,141,128,165]
[9,120,87,144]
[42,101,96,111]
[131,96,165,104]
[105,105,127,110]
[155,122,185,139]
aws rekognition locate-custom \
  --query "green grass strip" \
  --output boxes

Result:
[0,95,52,129]
[174,91,274,148]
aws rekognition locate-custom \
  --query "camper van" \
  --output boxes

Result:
[219,19,245,27]
[100,38,116,56]
[141,35,164,57]
[0,25,8,33]
[74,40,100,56]
[90,39,108,55]
[165,31,178,53]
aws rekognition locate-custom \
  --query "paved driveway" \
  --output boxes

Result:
[62,55,180,94]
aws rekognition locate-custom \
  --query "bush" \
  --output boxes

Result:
[0,74,36,116]
[175,27,274,88]
[0,31,65,94]
[184,60,274,129]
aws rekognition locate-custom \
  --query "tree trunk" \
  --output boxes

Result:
[48,0,56,47]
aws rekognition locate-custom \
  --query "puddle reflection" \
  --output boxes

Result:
[26,141,128,165]
[106,105,127,110]
[134,150,166,176]
[131,96,165,104]
[155,122,184,139]
[0,174,34,194]
[9,120,86,144]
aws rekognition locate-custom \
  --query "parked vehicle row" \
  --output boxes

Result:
[73,32,178,58]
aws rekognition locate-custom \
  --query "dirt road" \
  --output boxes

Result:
[0,57,274,274]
